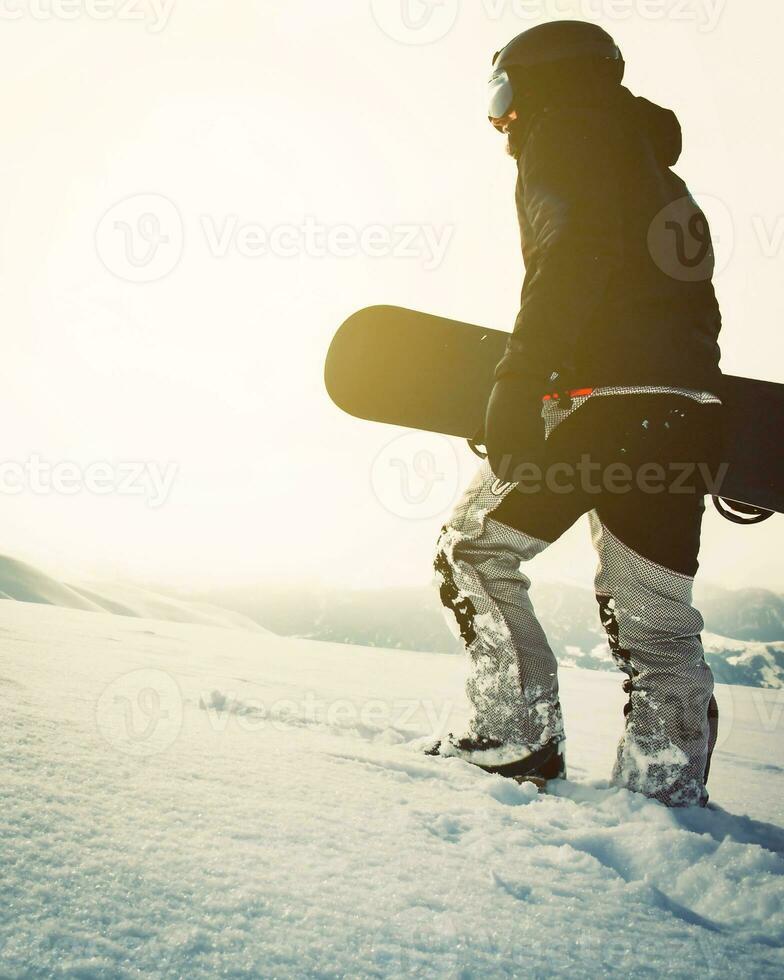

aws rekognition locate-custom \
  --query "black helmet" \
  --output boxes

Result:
[488,21,624,123]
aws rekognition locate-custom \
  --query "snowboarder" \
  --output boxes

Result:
[430,21,723,806]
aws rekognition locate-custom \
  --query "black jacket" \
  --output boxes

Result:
[495,85,723,394]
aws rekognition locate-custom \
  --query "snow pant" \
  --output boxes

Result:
[434,393,722,807]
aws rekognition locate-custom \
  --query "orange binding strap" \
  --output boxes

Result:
[542,387,595,402]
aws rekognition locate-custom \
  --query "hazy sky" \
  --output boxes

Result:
[0,0,782,591]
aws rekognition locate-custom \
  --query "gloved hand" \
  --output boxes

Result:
[484,375,546,481]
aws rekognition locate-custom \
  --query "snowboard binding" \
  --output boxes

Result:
[713,497,774,525]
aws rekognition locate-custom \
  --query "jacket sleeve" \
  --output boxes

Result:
[495,108,625,387]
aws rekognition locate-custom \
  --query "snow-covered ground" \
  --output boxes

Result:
[2,600,783,978]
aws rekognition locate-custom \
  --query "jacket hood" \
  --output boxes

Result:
[510,83,684,167]
[621,90,683,167]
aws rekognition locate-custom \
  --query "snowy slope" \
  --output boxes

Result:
[2,601,784,978]
[0,554,265,633]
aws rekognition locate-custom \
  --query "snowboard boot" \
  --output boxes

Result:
[425,735,566,789]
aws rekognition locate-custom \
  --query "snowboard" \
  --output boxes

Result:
[325,305,784,516]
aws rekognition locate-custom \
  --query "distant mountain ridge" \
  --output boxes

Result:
[697,584,784,643]
[182,581,784,690]
[2,553,782,689]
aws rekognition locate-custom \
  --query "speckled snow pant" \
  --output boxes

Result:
[435,393,722,807]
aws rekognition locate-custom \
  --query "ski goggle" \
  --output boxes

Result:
[488,69,515,125]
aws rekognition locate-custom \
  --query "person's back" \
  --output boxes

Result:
[510,86,722,394]
[495,40,722,395]
[427,21,723,808]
